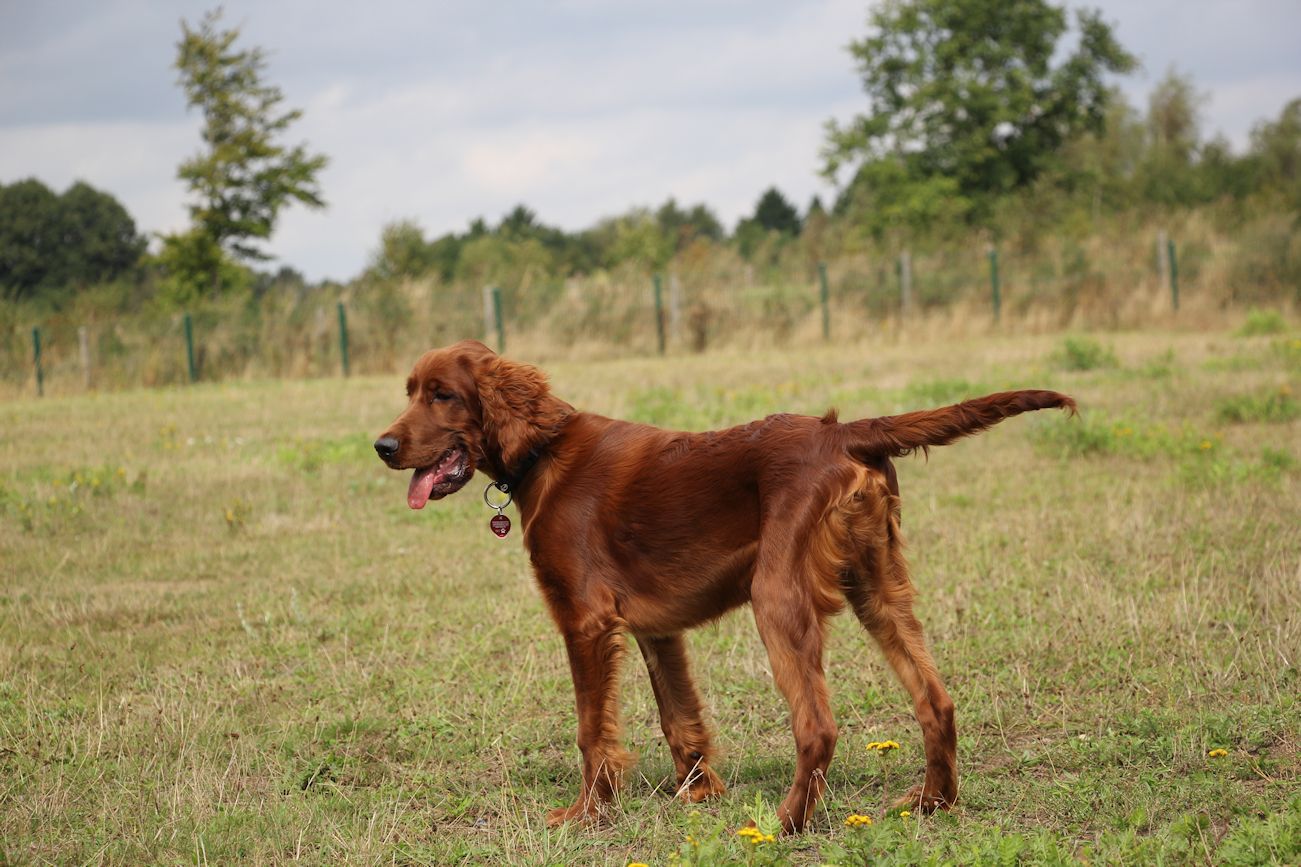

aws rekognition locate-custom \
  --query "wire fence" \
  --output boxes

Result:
[0,229,1256,399]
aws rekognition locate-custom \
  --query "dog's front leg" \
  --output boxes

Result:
[546,610,633,827]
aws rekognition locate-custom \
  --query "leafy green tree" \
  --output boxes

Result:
[751,187,802,235]
[0,178,145,300]
[823,0,1136,229]
[599,209,675,269]
[0,179,59,299]
[1138,69,1208,205]
[735,187,801,259]
[655,198,724,252]
[497,205,540,239]
[174,8,327,286]
[1249,97,1301,209]
[150,227,247,307]
[367,220,436,282]
[57,182,147,286]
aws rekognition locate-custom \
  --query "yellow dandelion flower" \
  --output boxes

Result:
[868,740,900,752]
[764,834,775,843]
[845,813,874,827]
[900,810,912,818]
[1208,748,1228,758]
[628,862,649,867]
[1200,440,1213,450]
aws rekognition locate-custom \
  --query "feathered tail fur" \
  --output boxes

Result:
[847,390,1076,459]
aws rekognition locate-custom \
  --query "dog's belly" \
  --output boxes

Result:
[613,539,758,635]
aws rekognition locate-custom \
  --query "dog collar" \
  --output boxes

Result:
[500,448,542,492]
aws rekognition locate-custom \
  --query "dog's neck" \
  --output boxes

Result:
[498,447,544,492]
[487,401,575,494]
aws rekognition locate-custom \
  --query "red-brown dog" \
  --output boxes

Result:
[374,340,1074,832]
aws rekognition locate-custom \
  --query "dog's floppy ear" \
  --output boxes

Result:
[475,354,571,476]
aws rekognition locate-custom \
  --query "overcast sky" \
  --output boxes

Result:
[2,0,1298,282]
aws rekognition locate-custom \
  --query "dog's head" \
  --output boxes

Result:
[373,340,570,509]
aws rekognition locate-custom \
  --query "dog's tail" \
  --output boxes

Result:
[845,390,1076,459]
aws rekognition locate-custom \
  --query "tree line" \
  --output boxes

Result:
[2,0,1298,309]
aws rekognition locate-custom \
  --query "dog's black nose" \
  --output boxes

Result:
[374,436,399,460]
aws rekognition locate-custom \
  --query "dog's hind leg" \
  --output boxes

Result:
[750,546,840,833]
[635,633,726,802]
[843,474,958,812]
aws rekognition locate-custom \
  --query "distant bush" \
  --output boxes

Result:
[1235,308,1288,337]
[1052,336,1118,371]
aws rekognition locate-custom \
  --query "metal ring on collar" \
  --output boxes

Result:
[483,481,512,510]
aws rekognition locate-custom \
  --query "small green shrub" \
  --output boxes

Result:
[1235,308,1287,337]
[1215,385,1299,424]
[1052,336,1118,371]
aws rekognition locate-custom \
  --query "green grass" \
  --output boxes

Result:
[1216,385,1300,424]
[1051,336,1119,372]
[1,330,1298,865]
[1236,309,1289,338]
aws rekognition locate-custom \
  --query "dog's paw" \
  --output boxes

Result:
[676,765,726,803]
[890,783,955,814]
[545,800,604,828]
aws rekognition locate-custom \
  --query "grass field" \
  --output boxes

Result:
[2,327,1298,865]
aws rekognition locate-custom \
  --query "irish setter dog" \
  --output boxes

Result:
[374,340,1075,832]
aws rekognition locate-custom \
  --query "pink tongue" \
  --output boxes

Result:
[407,467,437,510]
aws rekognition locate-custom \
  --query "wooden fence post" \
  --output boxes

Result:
[1167,239,1179,312]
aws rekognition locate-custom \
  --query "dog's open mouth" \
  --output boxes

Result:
[407,446,472,509]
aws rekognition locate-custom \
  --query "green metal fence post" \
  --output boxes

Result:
[988,248,1002,324]
[652,274,666,355]
[336,302,350,376]
[491,286,505,352]
[1167,239,1179,312]
[32,327,43,397]
[818,262,830,340]
[183,312,197,383]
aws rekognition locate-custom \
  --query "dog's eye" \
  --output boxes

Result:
[431,389,455,403]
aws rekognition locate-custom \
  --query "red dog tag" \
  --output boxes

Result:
[490,513,511,538]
